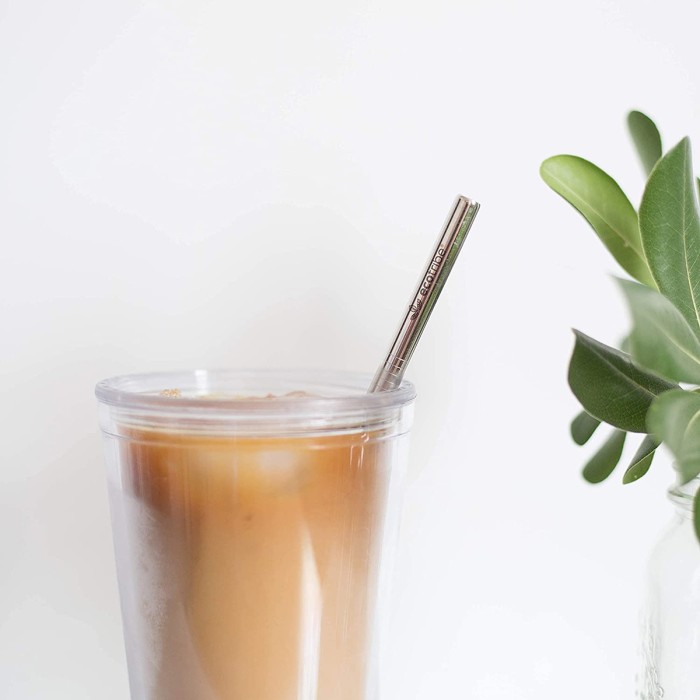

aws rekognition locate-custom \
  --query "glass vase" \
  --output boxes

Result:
[639,478,700,699]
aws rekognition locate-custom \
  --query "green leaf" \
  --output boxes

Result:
[571,411,602,445]
[640,138,700,334]
[694,488,700,544]
[568,330,677,432]
[648,389,700,483]
[622,435,658,484]
[627,110,663,176]
[541,156,655,286]
[620,334,631,353]
[617,278,700,383]
[583,430,626,483]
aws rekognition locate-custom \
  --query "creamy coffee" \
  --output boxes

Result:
[110,428,391,699]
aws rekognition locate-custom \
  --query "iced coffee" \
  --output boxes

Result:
[97,371,414,700]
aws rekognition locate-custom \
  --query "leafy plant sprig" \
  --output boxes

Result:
[541,111,700,542]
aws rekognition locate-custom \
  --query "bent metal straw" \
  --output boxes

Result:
[369,195,480,393]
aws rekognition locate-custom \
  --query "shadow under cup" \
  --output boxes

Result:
[96,370,415,700]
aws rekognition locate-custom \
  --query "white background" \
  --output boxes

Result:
[2,0,699,697]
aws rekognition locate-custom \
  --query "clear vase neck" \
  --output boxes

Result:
[668,477,700,518]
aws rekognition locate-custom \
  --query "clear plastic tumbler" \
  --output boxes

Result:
[96,369,415,700]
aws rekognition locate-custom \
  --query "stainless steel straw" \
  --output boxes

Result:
[368,195,480,393]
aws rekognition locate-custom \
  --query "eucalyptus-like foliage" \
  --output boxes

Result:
[628,110,663,176]
[640,138,700,335]
[570,411,601,446]
[582,430,626,484]
[542,110,700,544]
[618,279,700,384]
[648,390,700,484]
[540,156,654,286]
[623,435,658,485]
[568,330,676,432]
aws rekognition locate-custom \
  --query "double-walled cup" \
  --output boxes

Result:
[96,369,415,700]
